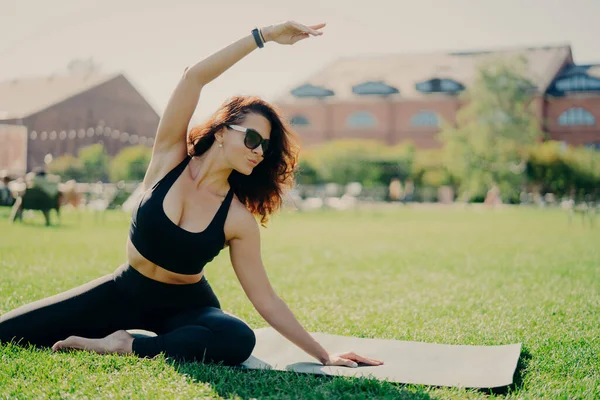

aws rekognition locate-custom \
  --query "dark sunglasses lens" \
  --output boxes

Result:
[245,130,262,149]
[262,140,270,154]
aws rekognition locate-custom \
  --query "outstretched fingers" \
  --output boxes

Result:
[344,351,385,366]
[292,21,324,36]
[308,23,327,31]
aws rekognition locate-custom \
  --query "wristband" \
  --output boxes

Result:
[251,28,264,48]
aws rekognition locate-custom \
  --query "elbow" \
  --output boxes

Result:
[253,292,281,320]
[182,66,206,87]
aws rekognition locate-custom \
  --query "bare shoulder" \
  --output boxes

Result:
[225,195,260,242]
[142,150,188,190]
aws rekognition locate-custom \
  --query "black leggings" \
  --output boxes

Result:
[0,264,256,365]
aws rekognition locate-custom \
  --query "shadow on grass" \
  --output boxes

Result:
[170,360,436,400]
[167,347,533,399]
[476,345,532,397]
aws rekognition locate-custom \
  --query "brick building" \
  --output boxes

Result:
[275,45,600,150]
[0,72,160,173]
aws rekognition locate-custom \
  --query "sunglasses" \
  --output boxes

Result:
[226,125,270,155]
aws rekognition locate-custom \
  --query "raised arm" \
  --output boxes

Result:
[143,21,326,188]
[142,32,260,187]
[229,210,383,368]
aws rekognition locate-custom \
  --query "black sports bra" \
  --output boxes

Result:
[129,156,234,275]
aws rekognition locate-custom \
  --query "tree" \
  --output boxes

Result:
[295,159,321,185]
[527,141,600,200]
[48,154,85,181]
[300,139,415,187]
[78,143,110,182]
[109,145,152,182]
[439,56,544,202]
[412,148,457,188]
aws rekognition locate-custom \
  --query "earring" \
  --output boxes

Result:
[218,143,223,148]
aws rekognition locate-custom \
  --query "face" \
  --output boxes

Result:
[217,113,271,175]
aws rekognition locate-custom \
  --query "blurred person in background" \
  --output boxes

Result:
[0,170,15,207]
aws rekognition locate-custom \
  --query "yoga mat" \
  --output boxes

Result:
[241,328,522,389]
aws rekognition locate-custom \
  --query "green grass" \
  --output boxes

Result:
[0,205,598,399]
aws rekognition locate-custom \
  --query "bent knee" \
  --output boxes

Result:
[220,319,256,365]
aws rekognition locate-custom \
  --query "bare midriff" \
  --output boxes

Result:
[126,237,204,285]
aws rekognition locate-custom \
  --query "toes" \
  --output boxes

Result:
[52,336,78,351]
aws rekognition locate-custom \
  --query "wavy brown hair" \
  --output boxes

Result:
[187,95,300,226]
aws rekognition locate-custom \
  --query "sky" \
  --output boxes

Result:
[1,0,598,122]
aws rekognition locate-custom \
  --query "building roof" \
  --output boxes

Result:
[555,64,600,79]
[545,63,600,96]
[276,44,573,103]
[0,72,120,120]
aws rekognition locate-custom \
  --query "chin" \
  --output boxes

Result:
[235,166,254,176]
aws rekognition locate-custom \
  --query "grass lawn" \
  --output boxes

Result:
[0,205,598,399]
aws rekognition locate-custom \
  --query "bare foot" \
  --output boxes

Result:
[52,330,134,355]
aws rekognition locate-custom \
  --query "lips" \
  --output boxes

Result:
[248,159,258,166]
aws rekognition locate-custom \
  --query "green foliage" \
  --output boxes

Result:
[295,159,321,185]
[527,141,600,199]
[109,145,152,182]
[299,139,415,187]
[48,154,85,181]
[439,56,544,201]
[49,144,151,183]
[412,148,456,187]
[78,143,110,182]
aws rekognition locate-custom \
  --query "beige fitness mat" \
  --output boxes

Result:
[241,328,522,389]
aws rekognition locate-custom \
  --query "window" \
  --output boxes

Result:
[416,78,464,93]
[416,81,432,92]
[346,111,377,128]
[440,80,460,92]
[555,76,600,92]
[291,84,335,98]
[558,108,596,126]
[411,111,440,127]
[290,115,310,126]
[352,81,399,96]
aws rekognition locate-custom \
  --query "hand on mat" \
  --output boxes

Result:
[262,21,326,45]
[325,351,384,368]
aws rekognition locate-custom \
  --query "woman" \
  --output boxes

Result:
[0,21,383,369]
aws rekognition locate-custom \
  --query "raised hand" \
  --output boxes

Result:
[262,21,326,45]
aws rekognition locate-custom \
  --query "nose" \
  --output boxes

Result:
[252,146,264,157]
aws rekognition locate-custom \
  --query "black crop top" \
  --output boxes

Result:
[129,156,234,275]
